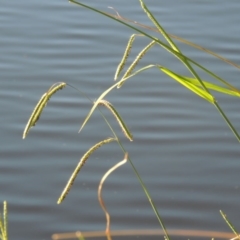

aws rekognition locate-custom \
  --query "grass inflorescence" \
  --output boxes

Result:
[117,40,156,88]
[98,99,133,141]
[23,82,66,139]
[21,0,240,239]
[114,34,136,81]
[57,137,116,204]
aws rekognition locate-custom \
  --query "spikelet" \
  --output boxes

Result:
[114,34,136,81]
[22,82,66,139]
[57,137,116,204]
[117,40,155,88]
[98,100,133,141]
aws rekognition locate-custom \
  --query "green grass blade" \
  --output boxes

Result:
[220,210,240,239]
[214,103,240,143]
[187,58,240,94]
[183,77,240,97]
[159,66,215,103]
[160,70,240,97]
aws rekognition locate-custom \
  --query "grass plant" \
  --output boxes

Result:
[22,0,240,239]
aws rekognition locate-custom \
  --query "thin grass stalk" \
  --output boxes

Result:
[139,0,180,53]
[116,142,171,240]
[220,210,240,240]
[98,153,128,240]
[187,57,239,93]
[57,137,116,204]
[214,104,240,143]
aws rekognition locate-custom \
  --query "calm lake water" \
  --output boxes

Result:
[1,0,240,239]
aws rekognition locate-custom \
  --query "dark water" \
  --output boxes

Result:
[1,0,240,239]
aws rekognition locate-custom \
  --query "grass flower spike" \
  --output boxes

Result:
[22,82,66,139]
[98,100,133,141]
[57,137,116,204]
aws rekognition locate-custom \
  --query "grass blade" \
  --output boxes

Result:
[183,77,240,97]
[220,210,240,240]
[139,0,179,53]
[159,66,215,103]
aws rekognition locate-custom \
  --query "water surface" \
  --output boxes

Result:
[0,1,240,239]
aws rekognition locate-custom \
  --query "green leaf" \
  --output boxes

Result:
[159,66,215,103]
[183,77,240,97]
